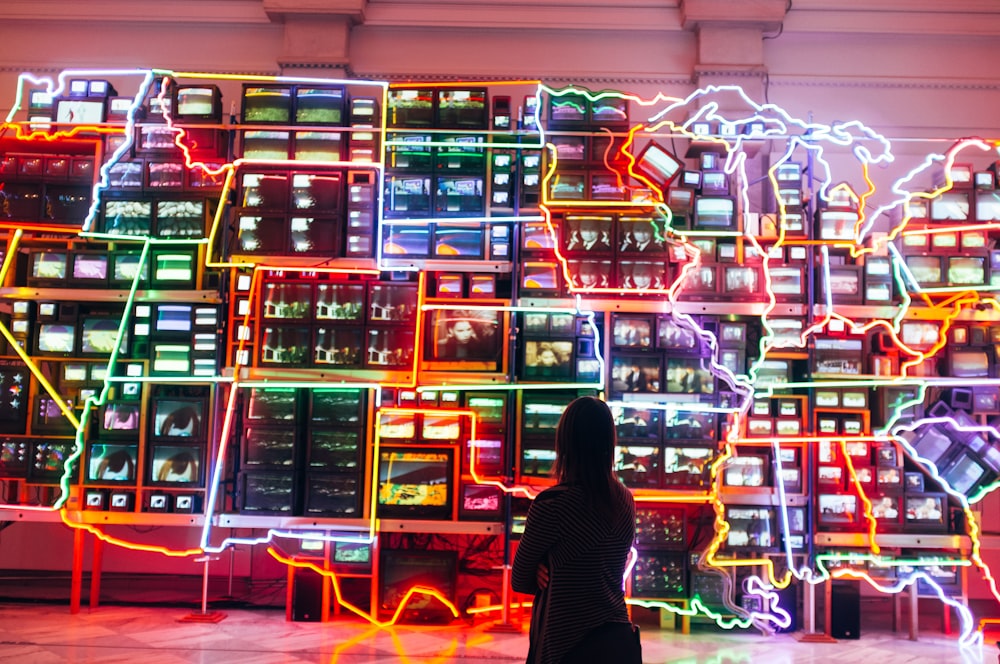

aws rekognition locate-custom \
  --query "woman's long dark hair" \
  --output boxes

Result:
[553,396,619,511]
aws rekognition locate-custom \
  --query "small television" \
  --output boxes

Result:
[87,443,138,484]
[262,282,313,320]
[425,309,502,371]
[723,454,769,488]
[34,323,77,356]
[294,131,343,162]
[151,251,196,288]
[172,85,222,122]
[657,318,699,352]
[383,227,431,256]
[242,85,292,124]
[368,282,418,324]
[53,98,106,124]
[904,493,948,531]
[242,426,296,468]
[591,96,628,125]
[365,328,416,368]
[694,197,736,230]
[295,86,345,125]
[940,450,992,496]
[548,92,588,126]
[309,389,363,426]
[307,429,361,470]
[379,549,458,622]
[27,251,69,286]
[377,447,454,520]
[726,506,775,549]
[80,316,123,356]
[151,397,206,442]
[304,474,359,516]
[663,410,716,441]
[421,413,463,442]
[150,342,193,374]
[520,443,557,478]
[239,471,293,512]
[612,405,661,439]
[817,210,857,241]
[900,320,941,351]
[71,252,109,284]
[930,191,969,221]
[632,141,682,190]
[522,340,574,380]
[0,439,29,477]
[32,395,75,435]
[241,130,291,160]
[950,349,990,378]
[665,357,713,395]
[98,401,141,437]
[315,283,365,321]
[434,226,484,258]
[948,256,986,285]
[465,393,506,429]
[817,493,858,527]
[458,482,503,520]
[614,444,660,487]
[611,355,661,394]
[612,315,653,348]
[28,439,78,483]
[976,191,1000,221]
[109,251,148,288]
[379,411,417,441]
[436,88,487,129]
[521,222,556,251]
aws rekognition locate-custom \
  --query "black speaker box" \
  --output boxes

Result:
[830,581,860,639]
[292,567,324,622]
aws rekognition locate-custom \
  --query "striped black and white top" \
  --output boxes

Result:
[512,481,635,664]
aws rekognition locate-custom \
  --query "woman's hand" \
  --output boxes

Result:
[536,563,549,590]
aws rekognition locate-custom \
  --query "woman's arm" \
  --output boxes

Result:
[511,493,561,594]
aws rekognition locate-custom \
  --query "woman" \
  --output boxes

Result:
[512,396,640,664]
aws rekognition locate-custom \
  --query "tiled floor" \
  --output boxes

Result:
[0,602,994,664]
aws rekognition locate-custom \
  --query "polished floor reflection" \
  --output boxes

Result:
[0,602,993,663]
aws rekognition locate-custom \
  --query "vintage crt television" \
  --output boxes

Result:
[379,549,458,622]
[304,474,359,516]
[53,97,106,124]
[242,426,296,468]
[150,394,207,442]
[547,92,588,127]
[435,88,487,129]
[28,439,78,484]
[27,250,70,287]
[307,429,361,470]
[239,471,293,512]
[694,197,737,231]
[98,401,141,438]
[458,482,503,520]
[376,447,454,520]
[86,443,138,484]
[172,85,222,122]
[241,84,292,124]
[295,86,346,125]
[633,141,683,190]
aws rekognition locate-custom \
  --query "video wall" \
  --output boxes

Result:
[0,68,996,637]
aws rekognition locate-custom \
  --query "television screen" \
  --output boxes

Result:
[36,323,76,355]
[0,439,28,477]
[377,448,454,519]
[434,227,484,257]
[904,493,946,526]
[521,262,559,293]
[149,444,202,485]
[262,283,313,320]
[151,398,205,441]
[379,412,417,440]
[522,340,573,379]
[665,357,713,395]
[664,410,717,440]
[930,191,970,220]
[951,350,990,378]
[111,252,147,285]
[941,452,989,495]
[240,471,293,512]
[243,427,295,467]
[948,256,986,285]
[817,494,858,526]
[900,321,941,351]
[72,253,109,281]
[295,86,345,125]
[29,251,68,283]
[663,446,714,486]
[315,283,365,321]
[724,455,768,487]
[87,443,138,483]
[426,309,501,364]
[99,401,141,435]
[521,222,556,251]
[28,440,77,483]
[154,304,193,334]
[612,405,660,439]
[309,389,362,425]
[695,198,736,229]
[459,483,502,520]
[614,444,660,487]
[247,388,297,422]
[379,549,457,621]
[175,86,220,119]
[611,355,661,394]
[152,252,194,285]
[307,429,361,469]
[54,98,105,124]
[304,474,359,516]
[80,318,122,355]
[368,283,418,323]
[726,506,774,548]
[33,395,74,434]
[633,142,682,189]
[465,394,506,427]
[242,85,292,124]
[422,414,462,442]
[656,318,699,351]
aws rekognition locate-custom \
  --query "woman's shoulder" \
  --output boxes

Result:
[535,483,575,504]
